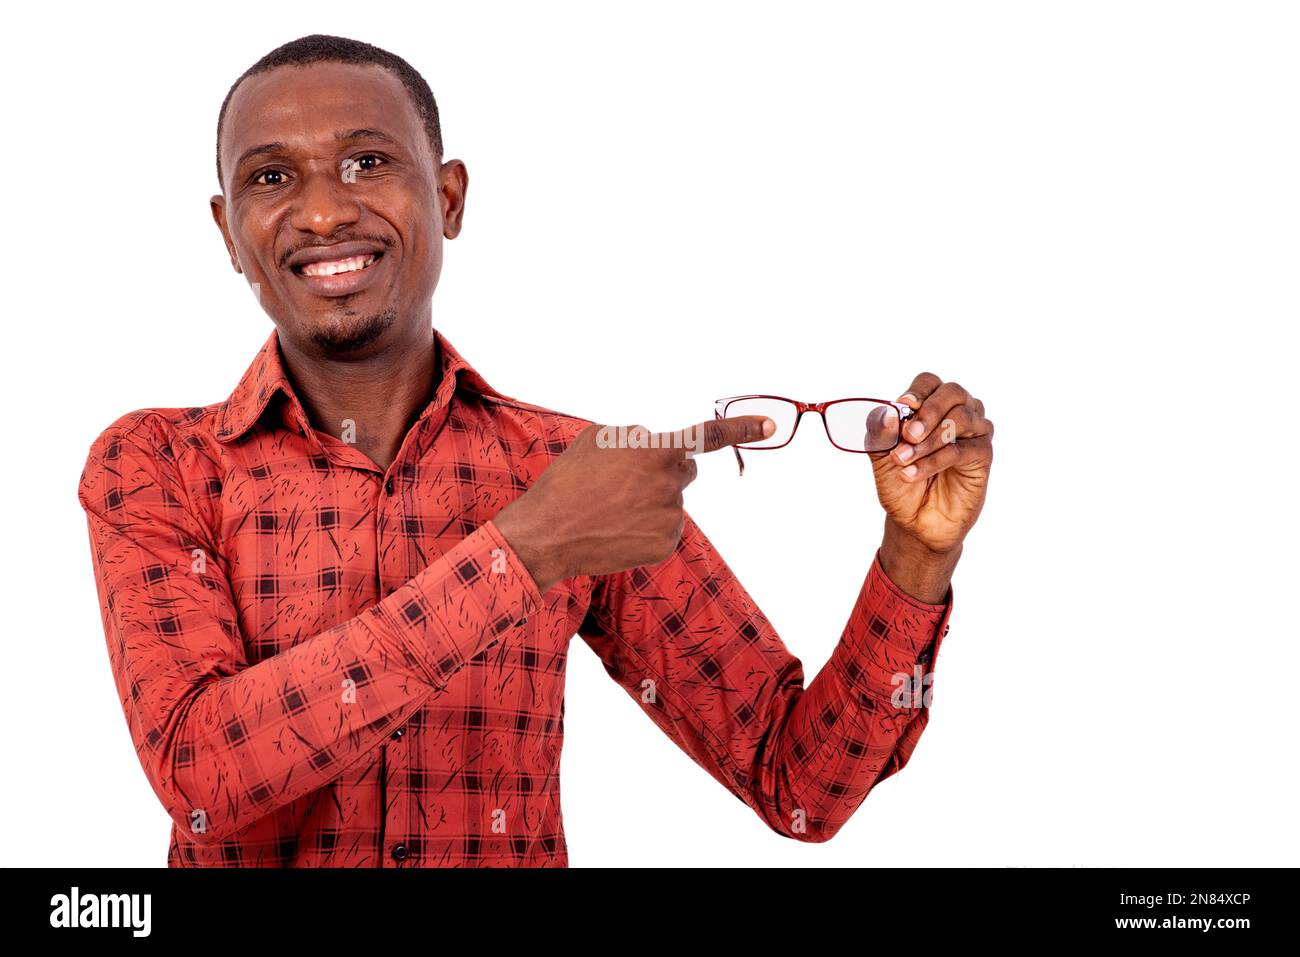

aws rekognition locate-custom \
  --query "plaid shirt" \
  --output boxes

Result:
[77,328,954,867]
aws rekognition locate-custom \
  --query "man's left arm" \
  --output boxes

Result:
[578,511,951,842]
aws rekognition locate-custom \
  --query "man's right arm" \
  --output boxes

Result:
[77,414,540,844]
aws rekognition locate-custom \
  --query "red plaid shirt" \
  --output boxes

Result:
[77,328,953,867]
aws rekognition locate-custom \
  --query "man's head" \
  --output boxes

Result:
[211,35,467,357]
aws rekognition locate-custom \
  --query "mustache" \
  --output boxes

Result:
[279,233,395,270]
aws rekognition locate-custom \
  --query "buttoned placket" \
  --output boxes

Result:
[281,381,462,867]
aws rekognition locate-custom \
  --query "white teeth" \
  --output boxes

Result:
[301,254,375,277]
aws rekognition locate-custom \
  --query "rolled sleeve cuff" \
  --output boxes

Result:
[362,520,542,690]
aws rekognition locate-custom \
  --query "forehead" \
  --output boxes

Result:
[221,61,431,175]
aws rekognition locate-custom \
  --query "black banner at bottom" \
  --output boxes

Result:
[5,866,1288,943]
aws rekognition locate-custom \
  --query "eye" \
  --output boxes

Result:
[354,153,386,171]
[251,168,289,187]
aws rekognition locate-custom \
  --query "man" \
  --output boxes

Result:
[77,34,993,867]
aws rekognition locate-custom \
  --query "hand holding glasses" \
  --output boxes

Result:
[713,394,915,475]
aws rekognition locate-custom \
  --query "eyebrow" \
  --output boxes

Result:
[231,129,402,176]
[335,128,399,145]
[233,142,287,172]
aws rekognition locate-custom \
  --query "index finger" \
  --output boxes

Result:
[660,415,775,456]
[897,371,943,409]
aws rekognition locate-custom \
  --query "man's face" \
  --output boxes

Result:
[211,62,465,356]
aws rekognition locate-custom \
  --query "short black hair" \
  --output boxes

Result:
[215,34,443,190]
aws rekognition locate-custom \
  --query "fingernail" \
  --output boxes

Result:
[898,392,918,406]
[901,464,918,480]
[760,418,775,438]
[907,420,925,440]
[894,444,914,463]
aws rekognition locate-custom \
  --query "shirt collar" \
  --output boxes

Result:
[215,327,512,443]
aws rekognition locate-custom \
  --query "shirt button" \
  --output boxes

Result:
[391,843,408,862]
[390,727,405,741]
[385,478,395,495]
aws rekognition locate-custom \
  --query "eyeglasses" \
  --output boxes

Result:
[713,394,915,476]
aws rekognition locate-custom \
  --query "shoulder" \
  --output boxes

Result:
[82,404,221,459]
[470,391,597,446]
[77,405,221,503]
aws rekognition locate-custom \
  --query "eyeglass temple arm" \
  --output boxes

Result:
[714,405,745,476]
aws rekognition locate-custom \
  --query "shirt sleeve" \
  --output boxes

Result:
[77,414,541,845]
[577,509,953,843]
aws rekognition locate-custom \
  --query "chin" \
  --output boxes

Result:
[307,307,398,355]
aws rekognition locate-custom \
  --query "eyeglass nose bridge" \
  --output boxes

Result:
[774,402,824,439]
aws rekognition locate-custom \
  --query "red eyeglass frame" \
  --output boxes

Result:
[713,394,915,475]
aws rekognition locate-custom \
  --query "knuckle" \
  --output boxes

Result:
[650,449,681,473]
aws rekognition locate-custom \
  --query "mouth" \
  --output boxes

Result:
[287,244,388,297]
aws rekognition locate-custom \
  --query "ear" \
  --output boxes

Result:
[438,159,469,240]
[210,194,242,273]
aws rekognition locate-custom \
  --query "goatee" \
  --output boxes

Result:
[310,307,398,355]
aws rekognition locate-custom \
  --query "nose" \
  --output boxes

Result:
[289,164,362,237]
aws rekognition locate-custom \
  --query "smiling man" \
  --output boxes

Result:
[77,34,993,867]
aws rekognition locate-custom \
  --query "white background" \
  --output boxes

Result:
[1,0,1296,867]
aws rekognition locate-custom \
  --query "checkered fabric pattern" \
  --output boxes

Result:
[77,328,953,866]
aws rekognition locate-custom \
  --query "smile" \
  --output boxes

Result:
[295,253,380,277]
[289,249,386,297]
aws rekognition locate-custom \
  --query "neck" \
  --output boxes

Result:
[279,321,440,473]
